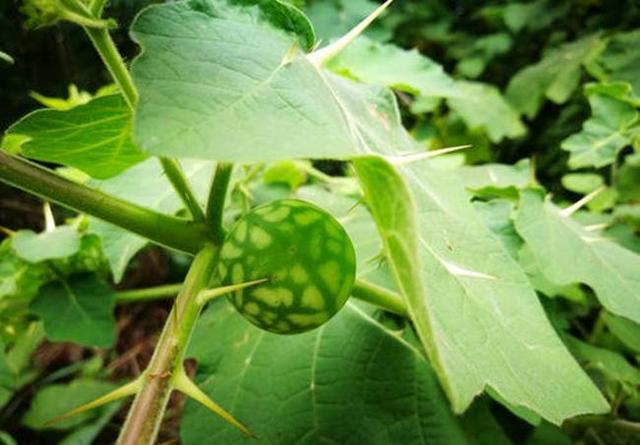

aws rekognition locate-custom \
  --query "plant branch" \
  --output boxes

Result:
[352,279,408,316]
[89,0,108,16]
[206,162,233,243]
[116,278,409,317]
[159,158,206,222]
[566,415,640,437]
[80,8,208,228]
[117,244,218,445]
[116,284,183,304]
[80,14,138,108]
[0,151,209,253]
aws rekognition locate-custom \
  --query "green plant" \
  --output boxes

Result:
[1,0,639,444]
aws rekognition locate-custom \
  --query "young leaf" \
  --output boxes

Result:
[506,34,605,118]
[182,299,469,444]
[4,95,147,179]
[30,274,116,348]
[514,189,640,324]
[354,157,609,424]
[12,226,81,263]
[561,82,639,169]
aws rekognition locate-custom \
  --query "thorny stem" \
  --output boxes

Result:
[116,161,234,445]
[116,244,218,445]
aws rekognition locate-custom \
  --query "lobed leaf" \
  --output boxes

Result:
[514,189,640,324]
[354,157,609,424]
[561,82,639,169]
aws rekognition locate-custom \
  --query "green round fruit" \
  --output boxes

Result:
[218,199,356,334]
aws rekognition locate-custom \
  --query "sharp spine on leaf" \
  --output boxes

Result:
[196,278,270,306]
[385,145,472,166]
[45,377,142,426]
[172,367,254,438]
[307,0,394,67]
[560,186,606,217]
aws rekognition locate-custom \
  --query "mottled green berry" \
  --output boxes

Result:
[219,199,356,334]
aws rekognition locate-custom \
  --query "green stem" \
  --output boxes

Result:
[117,245,218,445]
[116,284,183,304]
[83,26,138,108]
[159,158,206,222]
[116,279,409,317]
[82,11,207,229]
[89,0,108,16]
[352,279,408,316]
[566,415,640,437]
[0,151,209,253]
[206,162,233,243]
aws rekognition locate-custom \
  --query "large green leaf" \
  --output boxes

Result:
[130,0,411,161]
[30,274,116,348]
[89,159,214,282]
[506,34,605,118]
[182,299,469,444]
[561,82,639,169]
[4,95,146,179]
[514,189,640,324]
[354,157,608,424]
